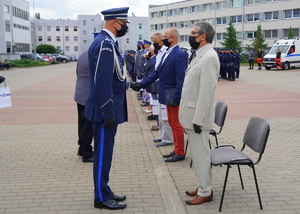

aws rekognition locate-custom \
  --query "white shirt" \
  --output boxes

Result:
[103,28,116,42]
[155,45,168,70]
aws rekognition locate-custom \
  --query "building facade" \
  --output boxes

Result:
[148,0,300,50]
[0,0,31,56]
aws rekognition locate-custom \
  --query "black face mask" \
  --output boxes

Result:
[162,37,172,47]
[137,46,141,51]
[148,52,152,58]
[153,42,161,50]
[154,49,159,55]
[189,35,201,50]
[115,21,128,37]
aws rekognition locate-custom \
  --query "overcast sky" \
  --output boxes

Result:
[29,0,178,20]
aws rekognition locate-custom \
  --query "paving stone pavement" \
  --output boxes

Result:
[0,63,300,214]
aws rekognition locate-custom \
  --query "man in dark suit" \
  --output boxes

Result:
[131,28,188,162]
[74,50,94,162]
[84,7,130,210]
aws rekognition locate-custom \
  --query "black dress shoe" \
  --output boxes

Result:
[165,154,185,162]
[112,193,126,201]
[163,151,174,158]
[82,156,94,162]
[94,200,126,210]
[141,102,149,106]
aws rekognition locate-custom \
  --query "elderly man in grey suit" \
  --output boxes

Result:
[179,22,220,205]
[74,49,94,162]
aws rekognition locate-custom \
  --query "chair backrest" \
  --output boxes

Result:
[214,101,228,127]
[243,117,270,155]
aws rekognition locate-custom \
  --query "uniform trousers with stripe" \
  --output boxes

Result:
[166,105,184,156]
[92,122,118,202]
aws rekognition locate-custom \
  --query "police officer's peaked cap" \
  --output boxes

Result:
[101,7,130,23]
[143,40,151,45]
[137,41,143,45]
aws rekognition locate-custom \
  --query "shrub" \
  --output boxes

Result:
[8,59,50,67]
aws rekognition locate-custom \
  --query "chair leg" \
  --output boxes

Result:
[237,165,244,189]
[219,164,231,212]
[184,139,189,159]
[209,139,212,149]
[215,135,218,146]
[190,159,193,168]
[252,165,263,210]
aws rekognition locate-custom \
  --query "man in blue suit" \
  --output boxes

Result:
[131,28,188,162]
[84,7,130,210]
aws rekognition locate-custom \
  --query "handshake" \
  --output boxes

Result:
[130,82,143,91]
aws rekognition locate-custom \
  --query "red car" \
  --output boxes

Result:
[40,55,53,64]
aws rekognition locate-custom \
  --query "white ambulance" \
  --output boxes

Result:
[263,38,300,70]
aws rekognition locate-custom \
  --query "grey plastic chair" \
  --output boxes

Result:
[210,117,270,212]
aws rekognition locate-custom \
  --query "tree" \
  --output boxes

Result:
[35,13,41,19]
[36,44,57,54]
[220,20,241,50]
[247,23,268,55]
[288,26,295,39]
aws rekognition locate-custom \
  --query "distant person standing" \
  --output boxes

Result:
[74,50,94,163]
[276,48,281,70]
[257,48,263,70]
[248,48,254,70]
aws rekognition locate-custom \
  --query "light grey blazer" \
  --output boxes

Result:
[179,44,220,131]
[74,50,89,106]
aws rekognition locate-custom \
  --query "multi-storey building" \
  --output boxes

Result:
[0,0,31,57]
[148,0,300,50]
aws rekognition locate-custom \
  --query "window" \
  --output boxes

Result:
[151,12,158,18]
[5,20,10,32]
[47,36,51,41]
[231,0,242,7]
[139,23,142,29]
[247,0,259,4]
[247,31,257,39]
[126,38,129,44]
[180,35,188,42]
[4,5,9,13]
[83,20,86,25]
[83,30,86,35]
[56,26,60,31]
[47,26,51,31]
[283,28,299,37]
[191,20,198,26]
[169,9,176,16]
[160,10,167,17]
[74,46,78,51]
[285,9,300,19]
[217,17,226,25]
[216,33,226,40]
[56,36,60,41]
[38,36,42,41]
[265,11,278,20]
[191,6,198,13]
[151,24,158,31]
[92,19,94,21]
[160,23,167,30]
[72,36,77,42]
[264,30,278,38]
[169,22,177,28]
[65,26,69,31]
[231,15,242,23]
[179,21,188,28]
[217,1,226,9]
[203,3,212,11]
[65,36,69,41]
[236,32,242,39]
[83,40,87,45]
[66,46,70,52]
[266,0,278,2]
[94,27,96,32]
[38,26,42,31]
[179,7,188,14]
[139,35,142,40]
[74,26,77,31]
[247,13,259,22]
[57,46,61,51]
[203,18,213,24]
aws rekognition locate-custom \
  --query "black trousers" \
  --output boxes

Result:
[77,103,93,158]
[249,60,254,69]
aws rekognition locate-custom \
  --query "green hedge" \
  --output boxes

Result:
[7,59,50,67]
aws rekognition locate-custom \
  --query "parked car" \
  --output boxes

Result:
[70,55,78,61]
[52,54,70,63]
[20,54,50,62]
[40,54,56,64]
[40,55,53,64]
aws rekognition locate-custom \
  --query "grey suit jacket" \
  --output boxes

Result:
[179,44,220,131]
[74,50,89,106]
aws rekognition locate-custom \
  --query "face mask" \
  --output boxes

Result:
[148,52,152,58]
[154,49,158,55]
[137,46,141,51]
[162,37,172,47]
[189,35,201,50]
[153,42,161,50]
[115,21,128,37]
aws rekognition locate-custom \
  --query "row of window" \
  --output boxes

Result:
[15,43,30,52]
[151,1,298,19]
[14,24,30,31]
[37,26,78,32]
[38,36,79,42]
[56,46,79,52]
[12,6,29,21]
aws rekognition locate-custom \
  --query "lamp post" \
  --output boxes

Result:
[33,0,37,61]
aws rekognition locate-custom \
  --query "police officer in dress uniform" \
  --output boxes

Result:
[235,49,241,78]
[84,7,130,210]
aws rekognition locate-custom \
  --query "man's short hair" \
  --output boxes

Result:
[168,28,179,38]
[193,22,215,43]
[153,33,163,40]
